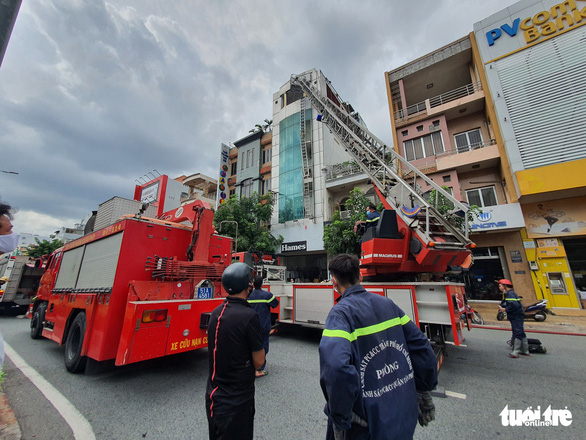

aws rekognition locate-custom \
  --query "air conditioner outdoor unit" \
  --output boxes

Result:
[429,125,439,132]
[340,210,350,220]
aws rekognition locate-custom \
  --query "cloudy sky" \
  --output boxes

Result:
[1,0,514,236]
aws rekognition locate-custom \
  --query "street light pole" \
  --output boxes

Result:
[219,221,238,258]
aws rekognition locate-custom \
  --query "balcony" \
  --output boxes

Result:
[394,81,484,127]
[436,139,500,172]
[323,162,368,189]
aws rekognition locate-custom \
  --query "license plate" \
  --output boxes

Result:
[197,287,213,299]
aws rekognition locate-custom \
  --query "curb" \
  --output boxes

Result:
[470,324,586,337]
[0,392,21,440]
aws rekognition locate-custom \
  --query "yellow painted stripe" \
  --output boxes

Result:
[504,298,522,301]
[323,315,410,341]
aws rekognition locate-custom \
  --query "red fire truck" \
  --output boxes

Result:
[29,200,232,373]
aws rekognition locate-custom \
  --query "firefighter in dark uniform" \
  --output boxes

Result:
[319,254,437,440]
[248,275,280,377]
[498,279,529,358]
[206,263,265,440]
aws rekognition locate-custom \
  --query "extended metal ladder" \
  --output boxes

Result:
[290,73,472,250]
[299,97,314,218]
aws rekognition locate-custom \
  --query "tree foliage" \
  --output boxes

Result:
[323,188,382,257]
[26,238,64,258]
[427,186,482,231]
[249,119,273,134]
[213,192,282,253]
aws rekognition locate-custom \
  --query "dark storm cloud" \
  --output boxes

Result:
[0,0,514,234]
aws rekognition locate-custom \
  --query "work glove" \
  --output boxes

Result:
[333,413,368,440]
[417,391,435,427]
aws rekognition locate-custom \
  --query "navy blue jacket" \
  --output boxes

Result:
[319,285,437,440]
[365,211,380,230]
[248,289,279,335]
[500,288,523,320]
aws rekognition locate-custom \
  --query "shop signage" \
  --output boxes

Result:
[281,241,307,253]
[510,250,523,263]
[486,0,586,47]
[216,143,230,209]
[470,203,525,231]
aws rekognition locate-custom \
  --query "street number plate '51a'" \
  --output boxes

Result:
[197,287,213,299]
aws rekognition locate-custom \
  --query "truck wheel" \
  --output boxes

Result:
[534,311,547,322]
[30,303,47,339]
[65,313,88,373]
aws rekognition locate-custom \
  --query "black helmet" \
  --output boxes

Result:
[222,263,253,294]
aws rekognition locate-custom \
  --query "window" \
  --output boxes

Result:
[466,186,497,207]
[230,162,237,176]
[263,148,272,164]
[229,189,236,197]
[442,175,451,182]
[403,132,444,161]
[241,179,253,198]
[401,130,408,136]
[416,125,423,132]
[454,128,483,153]
[261,178,271,195]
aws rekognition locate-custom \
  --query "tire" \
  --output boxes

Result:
[534,311,547,322]
[471,311,484,326]
[30,302,47,339]
[64,313,88,374]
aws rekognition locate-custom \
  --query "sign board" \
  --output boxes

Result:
[216,143,230,209]
[281,241,307,253]
[470,203,525,232]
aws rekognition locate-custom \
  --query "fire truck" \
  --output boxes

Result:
[29,200,232,373]
[0,255,44,313]
[265,71,476,366]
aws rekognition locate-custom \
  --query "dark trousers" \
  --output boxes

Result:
[510,317,526,341]
[206,403,255,440]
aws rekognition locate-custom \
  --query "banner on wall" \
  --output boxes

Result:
[216,143,230,209]
[522,196,586,238]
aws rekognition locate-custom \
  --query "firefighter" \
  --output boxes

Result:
[248,275,279,377]
[205,263,265,440]
[319,254,437,440]
[498,279,529,358]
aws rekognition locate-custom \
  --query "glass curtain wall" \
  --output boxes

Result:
[279,113,304,222]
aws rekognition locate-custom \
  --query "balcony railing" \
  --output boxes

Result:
[428,81,482,108]
[436,138,497,158]
[394,81,483,121]
[324,162,363,181]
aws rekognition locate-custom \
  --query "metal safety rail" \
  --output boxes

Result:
[290,73,472,249]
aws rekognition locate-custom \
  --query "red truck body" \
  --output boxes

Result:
[31,201,232,373]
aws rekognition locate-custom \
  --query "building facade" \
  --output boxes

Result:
[385,35,531,302]
[473,0,586,308]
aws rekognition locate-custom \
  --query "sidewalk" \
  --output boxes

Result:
[0,391,21,440]
[469,301,586,334]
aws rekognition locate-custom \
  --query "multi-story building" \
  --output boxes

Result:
[268,70,373,282]
[472,0,586,308]
[385,0,586,308]
[385,36,529,302]
[227,131,273,199]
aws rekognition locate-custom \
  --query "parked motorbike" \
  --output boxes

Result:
[461,303,484,325]
[497,298,549,322]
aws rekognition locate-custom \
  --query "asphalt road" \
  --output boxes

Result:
[1,315,585,440]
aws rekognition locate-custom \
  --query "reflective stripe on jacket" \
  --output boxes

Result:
[319,285,437,440]
[500,289,523,320]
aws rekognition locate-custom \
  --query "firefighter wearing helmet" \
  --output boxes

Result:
[205,263,265,440]
[498,279,530,358]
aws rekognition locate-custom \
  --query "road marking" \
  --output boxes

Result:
[4,343,96,440]
[445,390,467,400]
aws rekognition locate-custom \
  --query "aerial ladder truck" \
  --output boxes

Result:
[269,71,476,367]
